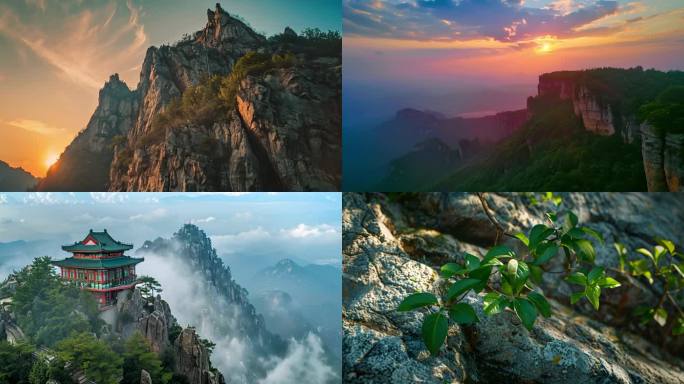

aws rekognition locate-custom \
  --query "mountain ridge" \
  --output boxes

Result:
[37,3,341,192]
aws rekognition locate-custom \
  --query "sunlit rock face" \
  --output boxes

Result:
[572,86,615,136]
[40,3,341,191]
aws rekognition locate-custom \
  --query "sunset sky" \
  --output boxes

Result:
[0,0,341,177]
[344,0,684,121]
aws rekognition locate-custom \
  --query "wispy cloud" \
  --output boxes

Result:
[0,0,148,89]
[6,118,64,135]
[344,0,631,43]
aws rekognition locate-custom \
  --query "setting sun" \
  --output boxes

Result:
[45,152,59,169]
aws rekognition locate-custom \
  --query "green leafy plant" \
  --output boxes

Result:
[615,239,684,335]
[398,204,622,356]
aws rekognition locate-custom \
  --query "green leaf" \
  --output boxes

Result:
[580,226,604,244]
[483,245,515,264]
[440,263,467,278]
[657,239,675,255]
[485,294,510,316]
[566,272,587,286]
[654,307,668,327]
[527,291,551,318]
[570,292,584,304]
[446,278,481,301]
[449,303,479,325]
[586,284,601,310]
[636,248,654,262]
[573,239,596,263]
[529,224,551,250]
[673,264,684,278]
[653,245,666,266]
[587,267,605,284]
[422,312,448,356]
[514,298,538,331]
[534,244,558,265]
[673,317,684,336]
[529,265,543,285]
[563,211,578,232]
[546,212,558,223]
[464,253,481,272]
[598,276,621,289]
[398,292,438,311]
[514,232,529,247]
[511,260,530,295]
[566,227,584,239]
[468,266,493,293]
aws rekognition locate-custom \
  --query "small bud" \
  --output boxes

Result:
[507,259,518,275]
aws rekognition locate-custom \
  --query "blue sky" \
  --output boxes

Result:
[0,192,342,277]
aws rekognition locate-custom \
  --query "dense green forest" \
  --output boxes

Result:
[0,257,190,384]
[434,99,646,191]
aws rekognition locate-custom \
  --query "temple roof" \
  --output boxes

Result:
[62,229,133,253]
[52,256,144,269]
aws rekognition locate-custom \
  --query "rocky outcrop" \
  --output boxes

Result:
[641,122,684,191]
[38,74,139,191]
[0,160,37,191]
[39,3,340,191]
[174,328,222,384]
[536,73,634,139]
[141,369,153,384]
[137,224,286,382]
[572,86,614,135]
[342,192,684,383]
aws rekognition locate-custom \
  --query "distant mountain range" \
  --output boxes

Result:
[0,160,37,191]
[248,258,341,368]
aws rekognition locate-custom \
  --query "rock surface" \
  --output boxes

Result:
[174,328,222,384]
[641,122,684,191]
[39,3,340,191]
[342,192,684,383]
[38,74,139,191]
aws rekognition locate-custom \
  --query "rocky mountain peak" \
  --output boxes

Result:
[198,2,265,49]
[273,258,299,274]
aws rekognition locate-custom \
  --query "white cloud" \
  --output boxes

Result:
[0,1,148,89]
[129,208,167,222]
[90,192,129,204]
[211,227,272,252]
[0,194,7,204]
[22,192,78,205]
[260,333,337,384]
[6,118,64,135]
[191,216,216,224]
[281,224,338,239]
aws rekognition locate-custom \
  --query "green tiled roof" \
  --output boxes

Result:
[51,256,144,269]
[62,229,133,253]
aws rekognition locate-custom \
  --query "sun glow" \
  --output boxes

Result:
[45,152,59,169]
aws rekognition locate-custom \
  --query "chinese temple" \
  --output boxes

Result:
[51,229,144,308]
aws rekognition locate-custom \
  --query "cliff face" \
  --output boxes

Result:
[537,75,619,137]
[40,3,340,191]
[640,123,684,191]
[343,193,684,383]
[37,74,139,191]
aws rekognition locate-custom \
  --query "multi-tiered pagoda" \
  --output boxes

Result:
[52,229,144,308]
